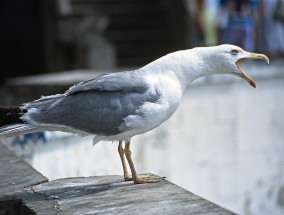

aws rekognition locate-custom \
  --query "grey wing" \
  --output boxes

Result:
[66,71,148,95]
[23,72,160,136]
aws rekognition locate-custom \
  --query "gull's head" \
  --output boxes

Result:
[198,44,269,88]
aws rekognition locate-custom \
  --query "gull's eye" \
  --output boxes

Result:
[231,49,239,55]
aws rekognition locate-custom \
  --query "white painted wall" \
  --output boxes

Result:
[7,62,284,215]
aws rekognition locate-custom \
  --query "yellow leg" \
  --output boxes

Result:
[118,140,132,181]
[124,141,163,184]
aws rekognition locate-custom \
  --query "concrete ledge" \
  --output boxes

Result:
[0,142,234,214]
[0,142,48,197]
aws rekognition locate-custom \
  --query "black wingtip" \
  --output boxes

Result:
[0,106,26,127]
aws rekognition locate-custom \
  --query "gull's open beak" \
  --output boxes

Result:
[236,53,269,88]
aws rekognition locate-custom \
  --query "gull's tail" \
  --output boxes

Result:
[0,94,65,137]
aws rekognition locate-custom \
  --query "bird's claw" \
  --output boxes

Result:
[133,176,164,184]
[123,173,166,183]
[124,174,132,181]
[134,174,166,184]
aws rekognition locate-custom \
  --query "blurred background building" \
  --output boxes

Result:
[0,0,190,81]
[1,0,283,81]
[1,0,284,215]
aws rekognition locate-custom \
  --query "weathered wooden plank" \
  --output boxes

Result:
[0,142,57,214]
[0,143,47,198]
[26,176,234,215]
[0,141,234,214]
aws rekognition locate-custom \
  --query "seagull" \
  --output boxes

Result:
[0,45,269,184]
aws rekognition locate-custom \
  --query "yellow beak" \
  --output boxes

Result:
[236,53,269,88]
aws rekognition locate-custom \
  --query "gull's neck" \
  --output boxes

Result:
[139,48,213,91]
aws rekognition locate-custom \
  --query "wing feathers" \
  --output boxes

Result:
[0,71,160,137]
[0,124,36,136]
[66,72,148,95]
